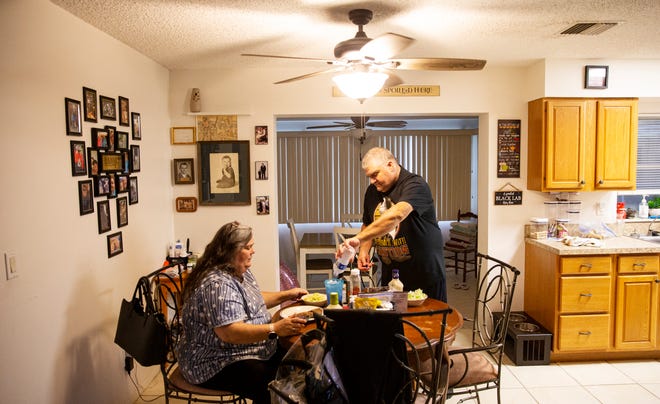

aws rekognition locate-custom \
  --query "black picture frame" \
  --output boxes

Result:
[116,131,129,150]
[117,174,129,193]
[120,150,131,174]
[107,231,123,258]
[174,158,195,184]
[105,125,117,152]
[128,176,139,205]
[99,95,116,120]
[97,200,111,234]
[107,173,117,199]
[92,128,110,150]
[255,161,268,180]
[130,145,141,172]
[82,87,97,123]
[118,96,130,126]
[87,148,99,177]
[255,125,268,145]
[78,179,94,215]
[198,140,251,205]
[70,140,87,176]
[116,197,128,227]
[94,175,110,197]
[65,97,82,136]
[584,65,609,89]
[131,112,141,140]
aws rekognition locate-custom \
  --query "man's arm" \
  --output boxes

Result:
[356,201,412,242]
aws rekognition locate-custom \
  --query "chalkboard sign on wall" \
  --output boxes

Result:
[497,119,521,178]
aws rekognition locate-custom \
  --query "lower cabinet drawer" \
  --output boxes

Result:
[559,276,611,313]
[558,314,610,351]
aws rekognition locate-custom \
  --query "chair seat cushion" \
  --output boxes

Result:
[169,366,237,396]
[447,348,497,387]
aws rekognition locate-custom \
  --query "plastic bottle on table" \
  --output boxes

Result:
[388,269,404,292]
[349,268,361,298]
[326,292,343,310]
[333,245,355,276]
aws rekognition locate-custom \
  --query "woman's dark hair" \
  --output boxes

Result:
[182,221,252,302]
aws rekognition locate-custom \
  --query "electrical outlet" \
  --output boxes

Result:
[4,252,18,280]
[124,356,134,373]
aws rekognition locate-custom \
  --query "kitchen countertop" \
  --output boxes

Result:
[526,236,660,255]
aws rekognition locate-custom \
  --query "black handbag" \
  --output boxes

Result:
[114,276,168,366]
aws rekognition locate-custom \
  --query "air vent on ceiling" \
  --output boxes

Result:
[560,22,618,35]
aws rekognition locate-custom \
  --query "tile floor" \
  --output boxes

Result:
[134,266,660,404]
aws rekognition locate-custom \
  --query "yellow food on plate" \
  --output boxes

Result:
[407,289,428,300]
[301,293,327,302]
[353,297,383,309]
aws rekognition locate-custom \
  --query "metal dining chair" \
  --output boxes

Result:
[287,218,334,291]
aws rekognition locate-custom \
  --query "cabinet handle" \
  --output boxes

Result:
[633,262,647,268]
[655,279,660,283]
[580,263,592,269]
[598,180,603,184]
[579,293,593,297]
[580,180,585,185]
[578,331,592,336]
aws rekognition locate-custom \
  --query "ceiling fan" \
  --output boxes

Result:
[306,116,407,130]
[242,8,486,87]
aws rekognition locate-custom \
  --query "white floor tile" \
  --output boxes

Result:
[642,383,660,400]
[500,365,524,389]
[527,385,600,403]
[609,360,660,384]
[445,387,537,404]
[586,384,660,404]
[558,361,635,385]
[506,363,578,388]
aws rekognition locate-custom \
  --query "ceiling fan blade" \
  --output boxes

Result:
[306,123,353,130]
[274,67,344,84]
[242,53,339,65]
[391,58,486,71]
[360,33,414,61]
[366,120,407,128]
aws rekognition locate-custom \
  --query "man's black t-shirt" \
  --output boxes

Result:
[362,167,447,301]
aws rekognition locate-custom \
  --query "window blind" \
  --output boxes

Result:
[637,118,660,190]
[277,130,475,223]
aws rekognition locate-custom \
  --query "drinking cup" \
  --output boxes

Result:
[324,278,344,304]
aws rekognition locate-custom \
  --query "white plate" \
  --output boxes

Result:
[280,305,323,319]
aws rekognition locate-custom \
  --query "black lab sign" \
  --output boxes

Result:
[495,190,523,205]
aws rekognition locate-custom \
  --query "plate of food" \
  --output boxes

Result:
[279,305,323,322]
[300,292,327,307]
[407,289,428,307]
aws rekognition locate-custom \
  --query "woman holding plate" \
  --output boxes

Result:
[176,221,308,403]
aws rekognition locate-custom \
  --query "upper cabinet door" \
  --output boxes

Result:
[543,99,591,190]
[594,99,638,189]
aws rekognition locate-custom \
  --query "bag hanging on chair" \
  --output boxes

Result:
[114,276,168,366]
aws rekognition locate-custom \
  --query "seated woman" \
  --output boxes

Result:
[176,221,308,403]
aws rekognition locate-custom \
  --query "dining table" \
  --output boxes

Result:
[298,231,336,290]
[274,297,463,349]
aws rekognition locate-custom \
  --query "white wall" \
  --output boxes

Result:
[0,0,172,402]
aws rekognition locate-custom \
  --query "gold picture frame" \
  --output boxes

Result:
[171,126,196,144]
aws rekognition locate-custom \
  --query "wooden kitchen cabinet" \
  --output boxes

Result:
[525,241,660,361]
[527,97,638,192]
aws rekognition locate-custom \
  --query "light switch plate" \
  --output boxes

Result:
[5,252,18,280]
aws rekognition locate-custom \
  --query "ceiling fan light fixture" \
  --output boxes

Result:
[332,71,388,100]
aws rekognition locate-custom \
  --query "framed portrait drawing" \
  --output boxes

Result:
[198,141,250,205]
[78,179,94,215]
[256,195,270,215]
[92,128,110,149]
[70,140,87,176]
[585,65,609,89]
[176,197,198,212]
[255,161,268,180]
[87,148,99,177]
[118,96,130,126]
[128,176,139,205]
[174,158,195,184]
[99,95,116,120]
[131,112,141,140]
[255,125,268,145]
[107,231,123,258]
[97,200,111,234]
[116,197,128,227]
[94,175,110,197]
[65,97,82,136]
[171,126,196,145]
[130,145,141,172]
[82,87,98,122]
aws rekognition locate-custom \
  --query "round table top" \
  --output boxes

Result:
[274,298,463,348]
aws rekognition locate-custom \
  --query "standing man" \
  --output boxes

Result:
[338,147,447,301]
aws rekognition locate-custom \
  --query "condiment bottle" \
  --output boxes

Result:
[349,268,361,297]
[388,269,404,292]
[326,292,343,310]
[334,245,356,276]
